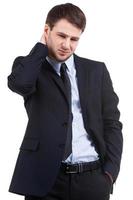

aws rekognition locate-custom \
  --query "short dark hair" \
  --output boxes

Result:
[45,3,86,32]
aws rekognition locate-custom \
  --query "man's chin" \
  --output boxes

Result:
[48,51,72,62]
[55,54,72,62]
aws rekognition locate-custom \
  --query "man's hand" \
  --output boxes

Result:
[40,33,46,45]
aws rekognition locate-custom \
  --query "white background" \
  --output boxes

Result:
[0,0,132,199]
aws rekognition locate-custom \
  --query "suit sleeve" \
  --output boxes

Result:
[101,63,123,182]
[7,43,48,96]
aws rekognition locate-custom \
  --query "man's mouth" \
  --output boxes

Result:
[58,49,70,54]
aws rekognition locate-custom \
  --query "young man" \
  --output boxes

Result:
[8,3,123,200]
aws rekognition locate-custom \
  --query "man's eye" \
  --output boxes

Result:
[71,38,78,42]
[59,35,65,38]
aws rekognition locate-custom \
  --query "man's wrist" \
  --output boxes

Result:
[39,41,46,45]
[105,171,113,183]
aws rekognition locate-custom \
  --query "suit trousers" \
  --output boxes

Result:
[25,165,112,200]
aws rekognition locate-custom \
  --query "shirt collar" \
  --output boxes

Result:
[46,54,74,75]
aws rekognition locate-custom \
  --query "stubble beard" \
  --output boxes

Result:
[48,47,72,62]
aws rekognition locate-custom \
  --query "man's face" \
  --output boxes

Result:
[44,19,82,62]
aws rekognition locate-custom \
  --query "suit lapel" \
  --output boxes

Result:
[43,60,69,106]
[74,55,88,116]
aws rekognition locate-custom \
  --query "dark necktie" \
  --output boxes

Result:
[60,63,72,160]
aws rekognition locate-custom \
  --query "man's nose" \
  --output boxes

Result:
[62,39,70,49]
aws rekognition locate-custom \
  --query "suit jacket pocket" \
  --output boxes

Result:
[19,138,39,151]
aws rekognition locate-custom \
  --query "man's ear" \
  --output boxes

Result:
[44,24,50,36]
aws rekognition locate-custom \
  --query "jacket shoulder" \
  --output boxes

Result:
[74,54,105,70]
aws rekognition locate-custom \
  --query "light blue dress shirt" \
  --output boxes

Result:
[46,55,99,163]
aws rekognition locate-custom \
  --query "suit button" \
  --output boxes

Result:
[58,144,65,148]
[62,122,68,127]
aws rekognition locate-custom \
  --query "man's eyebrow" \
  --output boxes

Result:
[57,32,80,40]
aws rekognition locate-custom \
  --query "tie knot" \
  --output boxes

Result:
[60,63,67,74]
[60,62,71,90]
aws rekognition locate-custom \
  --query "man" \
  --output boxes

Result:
[8,3,123,200]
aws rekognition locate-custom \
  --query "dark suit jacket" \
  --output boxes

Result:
[8,43,123,197]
